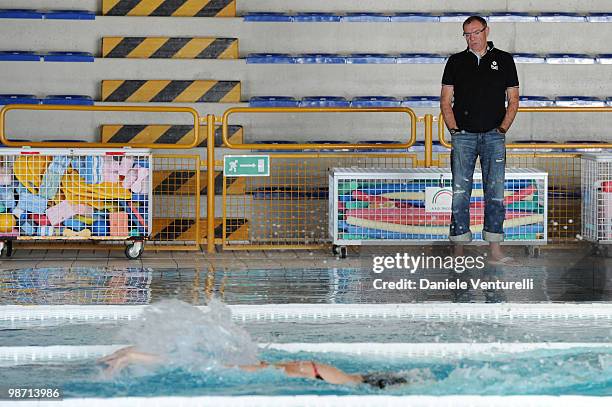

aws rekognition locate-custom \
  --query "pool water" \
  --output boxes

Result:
[1,318,612,347]
[1,267,611,399]
[2,347,612,397]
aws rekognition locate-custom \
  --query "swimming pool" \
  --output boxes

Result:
[0,267,611,406]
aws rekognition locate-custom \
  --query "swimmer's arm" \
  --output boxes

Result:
[237,361,269,372]
[98,346,163,374]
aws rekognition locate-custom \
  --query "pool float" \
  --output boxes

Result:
[74,215,93,225]
[506,200,543,211]
[71,156,104,184]
[39,156,70,199]
[0,213,15,232]
[344,185,536,206]
[37,225,54,236]
[119,200,147,234]
[0,185,15,210]
[13,155,52,194]
[92,219,109,236]
[345,214,545,235]
[345,201,370,209]
[29,214,50,226]
[61,169,131,208]
[0,166,11,185]
[15,187,48,214]
[63,228,92,238]
[345,208,542,226]
[337,180,361,194]
[63,218,87,232]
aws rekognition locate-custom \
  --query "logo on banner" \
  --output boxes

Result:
[425,187,452,212]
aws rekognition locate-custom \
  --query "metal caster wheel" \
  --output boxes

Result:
[601,246,612,258]
[591,244,602,256]
[332,245,348,258]
[525,246,540,258]
[125,241,145,260]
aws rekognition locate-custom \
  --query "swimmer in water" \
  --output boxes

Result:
[98,346,407,389]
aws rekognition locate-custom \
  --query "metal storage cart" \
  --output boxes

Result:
[0,148,152,259]
[329,168,548,258]
[581,153,612,256]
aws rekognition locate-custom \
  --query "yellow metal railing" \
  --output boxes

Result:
[221,106,418,150]
[0,104,200,149]
[437,107,612,150]
[217,106,419,250]
[3,103,611,251]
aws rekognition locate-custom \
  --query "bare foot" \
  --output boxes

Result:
[452,244,465,257]
[488,243,521,266]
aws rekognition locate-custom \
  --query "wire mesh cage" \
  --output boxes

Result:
[222,153,419,249]
[330,168,547,256]
[0,148,152,259]
[581,154,612,247]
[0,267,152,305]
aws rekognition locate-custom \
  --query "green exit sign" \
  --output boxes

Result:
[223,155,270,177]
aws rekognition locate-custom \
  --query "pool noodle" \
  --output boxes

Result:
[345,214,545,235]
[358,179,532,195]
[345,209,542,226]
[380,189,515,200]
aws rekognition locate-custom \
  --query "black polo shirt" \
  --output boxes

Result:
[442,41,519,133]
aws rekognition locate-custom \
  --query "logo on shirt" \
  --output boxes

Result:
[491,60,498,70]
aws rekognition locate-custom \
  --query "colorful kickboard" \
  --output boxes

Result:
[345,214,545,235]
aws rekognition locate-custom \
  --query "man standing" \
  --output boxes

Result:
[440,15,520,265]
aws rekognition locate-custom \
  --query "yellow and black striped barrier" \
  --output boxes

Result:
[152,217,248,243]
[101,80,241,103]
[101,124,243,147]
[102,0,236,17]
[153,169,245,195]
[102,37,238,59]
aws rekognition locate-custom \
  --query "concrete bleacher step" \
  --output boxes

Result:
[102,0,236,17]
[242,12,609,23]
[246,96,612,108]
[245,53,608,64]
[0,51,94,62]
[0,94,94,105]
[0,9,95,20]
[102,37,238,59]
[100,80,241,102]
[2,60,610,101]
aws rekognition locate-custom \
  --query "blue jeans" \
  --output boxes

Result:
[449,130,506,243]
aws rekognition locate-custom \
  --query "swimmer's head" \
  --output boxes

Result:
[362,373,408,389]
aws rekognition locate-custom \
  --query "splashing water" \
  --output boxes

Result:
[116,299,259,370]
